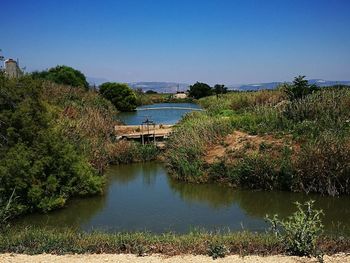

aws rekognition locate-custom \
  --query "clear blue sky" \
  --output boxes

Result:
[1,0,350,84]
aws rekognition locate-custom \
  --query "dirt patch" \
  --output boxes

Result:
[1,253,349,263]
[205,131,297,164]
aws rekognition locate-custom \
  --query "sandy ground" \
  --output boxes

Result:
[205,130,296,164]
[115,125,173,136]
[1,254,350,263]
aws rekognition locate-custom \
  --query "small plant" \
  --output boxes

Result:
[266,200,324,257]
[207,242,228,259]
[0,189,16,231]
[134,244,149,257]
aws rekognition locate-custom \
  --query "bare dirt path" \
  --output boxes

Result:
[1,253,349,263]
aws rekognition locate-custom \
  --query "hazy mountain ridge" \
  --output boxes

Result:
[88,79,350,92]
[228,79,350,91]
[128,82,189,93]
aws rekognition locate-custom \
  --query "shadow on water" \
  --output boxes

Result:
[15,162,350,235]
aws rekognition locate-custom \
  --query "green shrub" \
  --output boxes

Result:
[0,74,104,216]
[99,82,137,111]
[231,155,277,190]
[165,113,232,181]
[32,65,89,89]
[207,242,228,259]
[293,133,350,196]
[266,200,324,257]
[136,144,159,162]
[282,75,318,101]
[0,189,16,231]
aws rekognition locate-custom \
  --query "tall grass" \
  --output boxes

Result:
[42,82,120,173]
[166,88,350,195]
[166,112,232,181]
[1,226,349,256]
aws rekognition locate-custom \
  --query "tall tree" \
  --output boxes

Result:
[99,82,137,111]
[188,82,213,99]
[214,84,228,98]
[283,75,318,100]
[32,65,89,90]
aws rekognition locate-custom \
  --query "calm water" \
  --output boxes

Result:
[117,103,201,125]
[16,162,350,235]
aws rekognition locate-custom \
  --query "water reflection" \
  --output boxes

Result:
[16,162,350,235]
[168,178,235,209]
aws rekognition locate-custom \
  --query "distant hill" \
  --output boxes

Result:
[128,82,189,93]
[87,77,109,86]
[88,78,350,92]
[229,79,350,91]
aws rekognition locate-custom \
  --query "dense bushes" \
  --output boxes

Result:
[1,225,349,256]
[0,74,103,215]
[99,82,137,111]
[165,79,350,195]
[108,141,159,164]
[267,201,324,257]
[41,82,119,173]
[282,75,318,101]
[293,134,350,195]
[32,65,89,89]
[166,113,232,181]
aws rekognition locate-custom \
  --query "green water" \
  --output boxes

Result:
[16,162,350,234]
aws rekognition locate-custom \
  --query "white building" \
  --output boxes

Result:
[4,59,23,78]
[173,92,188,99]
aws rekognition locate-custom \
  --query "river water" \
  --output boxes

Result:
[15,103,350,235]
[16,162,350,234]
[117,102,201,125]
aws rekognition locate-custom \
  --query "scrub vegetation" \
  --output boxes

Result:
[1,70,350,258]
[1,227,349,257]
[135,90,193,105]
[166,77,350,196]
[0,69,158,219]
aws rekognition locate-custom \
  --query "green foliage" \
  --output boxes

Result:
[0,189,16,231]
[165,113,232,181]
[230,155,277,190]
[294,133,350,195]
[0,74,103,216]
[0,226,349,256]
[0,227,292,256]
[213,84,228,98]
[109,141,159,164]
[135,92,193,106]
[282,75,319,101]
[267,200,324,257]
[207,242,228,259]
[41,82,119,173]
[32,65,89,89]
[188,82,213,99]
[166,79,350,196]
[99,82,137,111]
[145,90,157,94]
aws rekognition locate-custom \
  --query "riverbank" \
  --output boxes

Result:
[1,253,350,263]
[1,228,349,256]
[165,87,350,196]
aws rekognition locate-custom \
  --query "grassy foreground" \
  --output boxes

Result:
[0,227,349,256]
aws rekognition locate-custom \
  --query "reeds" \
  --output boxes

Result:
[166,88,350,195]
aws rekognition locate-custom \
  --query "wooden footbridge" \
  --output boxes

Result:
[115,123,173,148]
